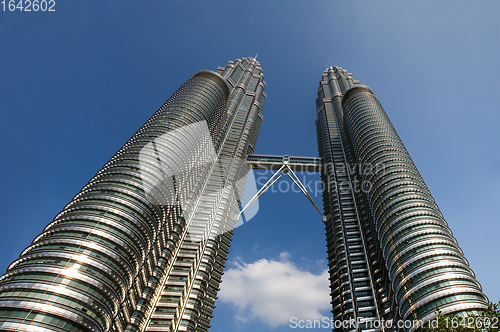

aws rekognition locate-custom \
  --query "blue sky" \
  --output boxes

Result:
[0,1,499,331]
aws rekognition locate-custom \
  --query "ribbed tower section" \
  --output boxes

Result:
[317,66,488,331]
[143,57,266,332]
[0,57,266,332]
[316,67,392,332]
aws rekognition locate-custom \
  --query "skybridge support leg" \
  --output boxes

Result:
[286,166,324,216]
[238,165,285,218]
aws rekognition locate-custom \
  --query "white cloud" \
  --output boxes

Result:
[218,252,331,327]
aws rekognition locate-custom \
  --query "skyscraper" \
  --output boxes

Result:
[0,59,489,332]
[0,57,266,332]
[316,66,488,330]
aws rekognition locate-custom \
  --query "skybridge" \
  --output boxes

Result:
[242,154,325,219]
[246,154,323,173]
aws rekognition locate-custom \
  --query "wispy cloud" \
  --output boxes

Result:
[218,252,330,327]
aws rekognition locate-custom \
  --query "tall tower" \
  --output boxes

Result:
[316,66,488,330]
[0,57,266,332]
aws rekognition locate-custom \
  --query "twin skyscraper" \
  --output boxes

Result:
[0,57,488,332]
